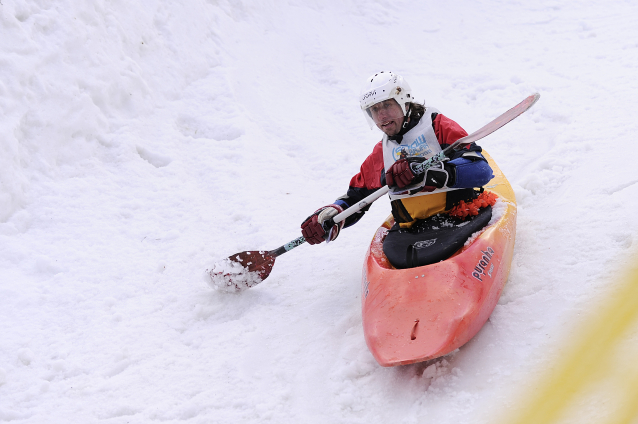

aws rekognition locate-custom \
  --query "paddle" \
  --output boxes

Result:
[209,93,540,292]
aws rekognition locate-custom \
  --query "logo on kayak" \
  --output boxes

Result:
[413,239,436,249]
[472,247,495,282]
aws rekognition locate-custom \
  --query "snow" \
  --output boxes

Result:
[208,257,263,293]
[462,197,508,246]
[1,0,637,423]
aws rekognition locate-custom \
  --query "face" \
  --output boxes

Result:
[368,99,405,136]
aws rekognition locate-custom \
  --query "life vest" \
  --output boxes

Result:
[382,108,461,202]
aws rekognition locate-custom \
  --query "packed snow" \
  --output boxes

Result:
[208,256,263,293]
[1,0,637,423]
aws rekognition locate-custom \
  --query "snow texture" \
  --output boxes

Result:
[1,0,638,423]
[463,197,508,246]
[208,257,263,293]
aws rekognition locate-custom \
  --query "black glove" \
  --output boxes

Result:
[422,161,455,191]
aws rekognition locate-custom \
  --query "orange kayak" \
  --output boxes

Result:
[361,151,516,366]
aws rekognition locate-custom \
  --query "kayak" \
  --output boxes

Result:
[361,151,516,367]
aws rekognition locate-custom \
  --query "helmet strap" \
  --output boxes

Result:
[402,104,411,129]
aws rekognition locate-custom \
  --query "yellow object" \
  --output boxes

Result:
[502,262,638,424]
[398,191,447,228]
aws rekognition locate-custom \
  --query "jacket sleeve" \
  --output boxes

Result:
[433,113,468,148]
[333,141,385,228]
[433,114,494,188]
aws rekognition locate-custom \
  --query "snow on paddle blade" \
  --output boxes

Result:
[207,257,262,293]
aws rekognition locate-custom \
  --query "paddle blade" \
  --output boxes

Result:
[208,251,276,292]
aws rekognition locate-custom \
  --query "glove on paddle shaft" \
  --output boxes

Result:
[386,157,453,190]
[300,204,345,245]
[386,158,416,188]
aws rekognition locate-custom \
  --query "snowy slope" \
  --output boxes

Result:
[1,0,637,423]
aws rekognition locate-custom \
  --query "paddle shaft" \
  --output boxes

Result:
[268,186,391,257]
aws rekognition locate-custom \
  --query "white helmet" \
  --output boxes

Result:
[359,71,413,129]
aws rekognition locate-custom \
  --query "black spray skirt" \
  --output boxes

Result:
[382,206,493,269]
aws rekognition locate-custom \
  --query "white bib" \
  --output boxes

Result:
[382,108,459,201]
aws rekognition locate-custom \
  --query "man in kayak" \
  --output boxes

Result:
[301,71,494,266]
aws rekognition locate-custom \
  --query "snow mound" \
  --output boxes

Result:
[208,257,262,293]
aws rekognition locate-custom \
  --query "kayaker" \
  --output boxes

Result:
[301,71,495,265]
